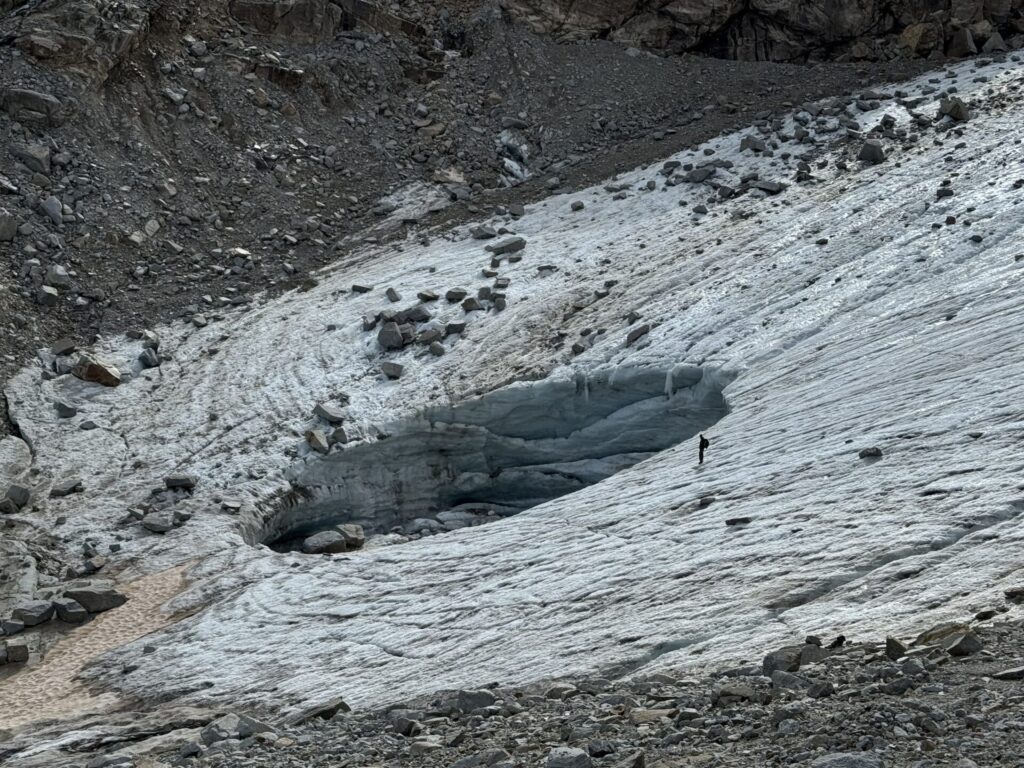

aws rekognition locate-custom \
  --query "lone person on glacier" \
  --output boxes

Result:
[698,433,710,465]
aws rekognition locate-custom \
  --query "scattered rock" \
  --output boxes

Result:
[859,140,886,164]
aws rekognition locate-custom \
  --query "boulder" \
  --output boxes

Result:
[301,530,348,554]
[12,600,54,626]
[64,584,127,613]
[53,597,88,623]
[381,361,404,379]
[858,140,886,164]
[315,403,346,424]
[200,712,274,746]
[164,474,197,491]
[73,355,122,387]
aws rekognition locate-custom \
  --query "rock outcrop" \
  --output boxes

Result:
[502,0,1024,61]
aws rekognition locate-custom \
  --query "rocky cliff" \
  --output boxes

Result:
[502,0,1024,60]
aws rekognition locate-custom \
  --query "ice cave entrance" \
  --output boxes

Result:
[258,364,731,552]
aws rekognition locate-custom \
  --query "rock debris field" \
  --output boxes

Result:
[2,7,1024,768]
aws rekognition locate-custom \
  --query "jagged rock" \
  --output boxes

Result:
[138,347,160,369]
[993,666,1024,680]
[285,696,350,723]
[301,530,349,554]
[940,96,970,122]
[945,630,983,656]
[947,26,977,57]
[306,430,330,454]
[470,225,497,239]
[858,140,886,164]
[37,285,59,306]
[12,600,54,626]
[315,403,346,423]
[378,322,406,350]
[73,355,122,387]
[446,288,468,303]
[900,22,942,55]
[53,597,88,623]
[886,636,907,660]
[417,290,439,302]
[200,712,274,746]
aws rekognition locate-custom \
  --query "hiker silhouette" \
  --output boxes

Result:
[698,434,710,464]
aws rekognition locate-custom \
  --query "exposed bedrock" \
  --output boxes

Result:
[254,364,731,547]
[501,0,1024,61]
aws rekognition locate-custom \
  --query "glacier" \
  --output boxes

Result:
[3,55,1024,733]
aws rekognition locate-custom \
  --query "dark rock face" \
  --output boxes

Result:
[502,0,1024,61]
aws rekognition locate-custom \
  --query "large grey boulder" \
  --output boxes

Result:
[53,597,88,623]
[63,584,127,613]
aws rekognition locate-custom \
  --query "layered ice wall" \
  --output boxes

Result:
[4,56,1024,723]
[260,364,730,545]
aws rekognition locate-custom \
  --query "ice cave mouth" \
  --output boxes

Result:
[255,364,732,552]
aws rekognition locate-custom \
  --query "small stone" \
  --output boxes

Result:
[417,290,439,302]
[546,747,592,768]
[381,361,404,379]
[138,348,160,369]
[50,477,83,497]
[571,201,585,211]
[314,403,346,424]
[164,474,197,491]
[485,237,526,255]
[351,283,373,294]
[54,400,77,418]
[445,288,468,303]
[626,324,650,346]
[378,322,406,350]
[858,446,883,459]
[385,287,402,303]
